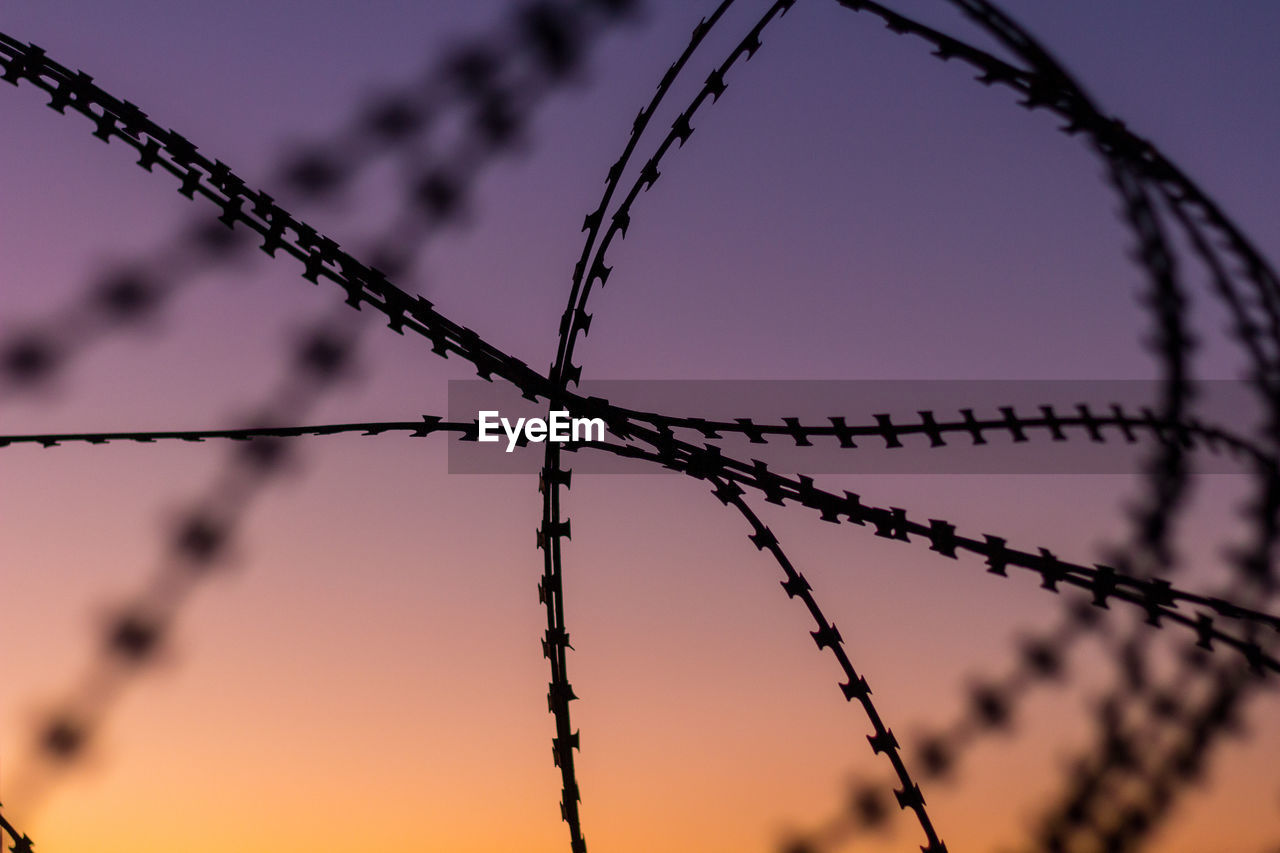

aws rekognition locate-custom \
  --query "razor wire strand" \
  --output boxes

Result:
[5,400,1279,843]
[3,23,619,783]
[777,600,1115,850]
[0,0,608,416]
[648,423,1270,850]
[952,2,1200,574]
[540,6,1214,836]
[704,472,948,853]
[930,160,1209,826]
[956,0,1280,367]
[587,416,1280,672]
[53,394,1226,693]
[5,409,1279,638]
[5,289,1274,840]
[834,0,1280,579]
[832,0,1280,378]
[9,400,1280,848]
[0,418,475,448]
[1157,189,1280,592]
[1,0,641,818]
[836,0,1280,561]
[549,0,741,387]
[906,599,1109,785]
[1031,647,1250,849]
[935,4,1280,844]
[555,409,1280,675]
[535,1,795,847]
[555,433,1280,847]
[0,808,34,853]
[568,0,1259,819]
[0,0,635,400]
[606,402,1272,471]
[829,0,1280,457]
[823,5,1280,844]
[537,418,1280,849]
[6,402,1276,481]
[604,366,1274,850]
[0,32,559,400]
[551,0,798,388]
[838,0,1280,578]
[535,440,586,853]
[580,417,1280,670]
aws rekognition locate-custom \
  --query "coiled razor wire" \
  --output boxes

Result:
[0,0,642,825]
[2,0,1279,851]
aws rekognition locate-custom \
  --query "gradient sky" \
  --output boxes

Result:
[2,2,1280,851]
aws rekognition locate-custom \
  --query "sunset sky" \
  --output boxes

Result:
[2,1,1280,851]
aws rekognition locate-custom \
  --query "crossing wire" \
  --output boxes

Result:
[0,0,641,820]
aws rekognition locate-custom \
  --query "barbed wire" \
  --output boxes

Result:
[5,409,1279,637]
[0,807,35,853]
[577,0,1275,798]
[540,4,1272,839]
[768,6,1280,847]
[929,6,1280,848]
[532,0,763,840]
[706,472,948,852]
[0,0,636,399]
[7,404,1269,850]
[3,401,1271,468]
[568,428,1280,672]
[606,402,1275,466]
[0,0,640,822]
[574,421,1280,682]
[5,399,1279,847]
[3,0,1278,850]
[554,432,1280,849]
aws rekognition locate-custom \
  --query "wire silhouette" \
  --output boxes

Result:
[2,1,1278,851]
